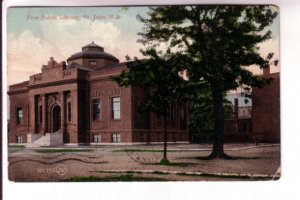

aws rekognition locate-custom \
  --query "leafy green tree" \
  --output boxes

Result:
[135,5,278,158]
[114,49,187,163]
[189,89,233,139]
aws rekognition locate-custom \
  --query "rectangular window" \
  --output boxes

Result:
[112,133,121,143]
[16,136,22,143]
[68,102,71,121]
[16,107,23,125]
[112,97,120,120]
[39,105,42,123]
[93,99,101,120]
[89,61,97,65]
[93,134,101,143]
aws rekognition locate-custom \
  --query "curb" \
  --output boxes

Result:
[93,169,280,180]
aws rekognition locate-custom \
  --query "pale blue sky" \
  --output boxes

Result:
[7,6,279,41]
[7,6,279,85]
[7,7,149,37]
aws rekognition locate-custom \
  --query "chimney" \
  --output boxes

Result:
[234,98,238,119]
[263,66,270,77]
[47,57,55,67]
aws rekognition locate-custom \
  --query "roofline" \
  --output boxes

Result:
[9,80,29,88]
[67,54,119,62]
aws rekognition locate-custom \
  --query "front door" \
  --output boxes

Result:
[52,105,61,132]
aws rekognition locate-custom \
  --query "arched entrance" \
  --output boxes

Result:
[51,105,61,132]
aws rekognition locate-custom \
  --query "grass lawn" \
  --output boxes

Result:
[93,170,278,181]
[148,162,197,167]
[64,174,169,182]
[8,144,26,148]
[176,172,272,181]
[113,148,176,153]
[90,170,272,181]
[92,170,169,175]
[35,149,93,153]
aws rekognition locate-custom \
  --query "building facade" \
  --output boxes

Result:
[8,42,189,145]
[251,68,280,143]
[224,67,280,143]
[224,98,252,142]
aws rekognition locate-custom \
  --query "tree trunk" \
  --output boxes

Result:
[161,109,169,163]
[209,87,227,159]
[147,111,151,145]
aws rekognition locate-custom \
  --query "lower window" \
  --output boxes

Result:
[112,133,121,143]
[93,134,101,143]
[16,136,22,143]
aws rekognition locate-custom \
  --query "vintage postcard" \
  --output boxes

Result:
[5,5,280,184]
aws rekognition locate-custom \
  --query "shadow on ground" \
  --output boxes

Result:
[194,155,261,160]
[145,162,198,167]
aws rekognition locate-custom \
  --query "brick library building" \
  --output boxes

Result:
[8,42,189,146]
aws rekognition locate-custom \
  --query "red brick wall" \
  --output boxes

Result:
[251,72,280,143]
[8,47,189,144]
[132,130,188,143]
[8,91,29,143]
[130,86,189,143]
[89,75,133,143]
[224,118,252,134]
[131,86,150,129]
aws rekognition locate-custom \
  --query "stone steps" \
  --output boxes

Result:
[26,132,63,147]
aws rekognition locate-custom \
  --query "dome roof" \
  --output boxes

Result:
[67,42,119,62]
[82,41,104,51]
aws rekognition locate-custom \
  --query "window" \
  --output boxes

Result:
[67,102,71,121]
[89,61,97,65]
[16,107,23,125]
[39,105,42,123]
[112,133,121,143]
[112,97,120,119]
[16,136,22,143]
[93,99,101,120]
[93,134,101,143]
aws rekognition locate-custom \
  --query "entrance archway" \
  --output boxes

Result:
[51,105,61,132]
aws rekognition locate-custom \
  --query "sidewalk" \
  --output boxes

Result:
[8,143,281,181]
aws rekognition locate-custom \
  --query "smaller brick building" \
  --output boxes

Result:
[224,68,280,143]
[8,42,189,145]
[251,68,280,143]
[224,97,252,142]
